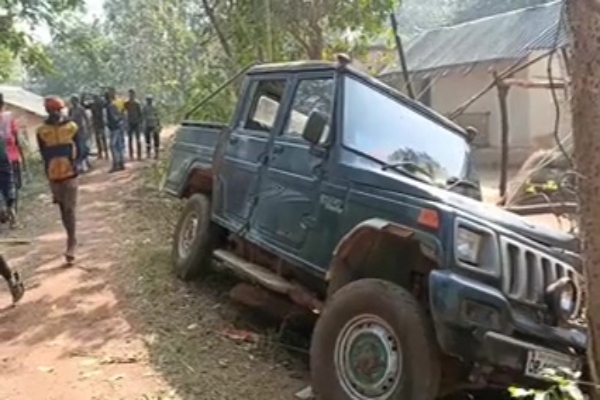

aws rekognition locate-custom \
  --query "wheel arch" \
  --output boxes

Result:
[179,162,214,198]
[326,218,444,298]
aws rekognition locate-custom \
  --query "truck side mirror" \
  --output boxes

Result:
[302,111,329,146]
[465,126,478,144]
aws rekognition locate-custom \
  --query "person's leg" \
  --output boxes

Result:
[134,124,142,160]
[54,179,78,263]
[0,254,11,281]
[99,127,109,161]
[120,129,127,168]
[11,161,21,215]
[109,129,119,171]
[127,125,135,160]
[152,128,160,159]
[94,127,104,159]
[0,255,24,304]
[4,166,17,229]
[144,127,152,159]
[85,137,93,169]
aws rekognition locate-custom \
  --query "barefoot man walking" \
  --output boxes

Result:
[36,96,82,265]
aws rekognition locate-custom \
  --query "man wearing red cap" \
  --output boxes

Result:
[36,96,83,265]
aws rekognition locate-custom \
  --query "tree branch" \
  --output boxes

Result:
[200,0,233,61]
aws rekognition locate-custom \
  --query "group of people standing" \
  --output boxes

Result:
[77,88,162,173]
[0,87,162,306]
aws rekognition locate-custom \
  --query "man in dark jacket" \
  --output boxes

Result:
[124,89,143,160]
[84,94,109,160]
[37,96,82,265]
[142,96,161,159]
[69,95,92,172]
[105,88,126,172]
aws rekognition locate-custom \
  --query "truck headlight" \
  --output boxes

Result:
[545,277,578,323]
[456,227,483,265]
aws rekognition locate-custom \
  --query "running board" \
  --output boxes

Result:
[212,249,323,313]
[213,249,295,294]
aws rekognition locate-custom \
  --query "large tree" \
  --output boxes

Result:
[1,0,84,67]
[201,0,396,63]
[567,0,600,389]
[30,0,398,121]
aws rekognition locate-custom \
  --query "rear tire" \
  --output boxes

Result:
[172,194,220,281]
[310,279,441,400]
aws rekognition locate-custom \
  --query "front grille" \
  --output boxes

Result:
[500,236,583,313]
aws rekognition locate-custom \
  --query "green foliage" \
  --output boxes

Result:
[509,368,585,400]
[0,0,84,70]
[0,46,17,82]
[28,0,397,124]
[27,17,123,96]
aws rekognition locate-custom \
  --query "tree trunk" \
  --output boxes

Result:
[568,0,600,390]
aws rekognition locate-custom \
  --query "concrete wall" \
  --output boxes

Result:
[525,50,571,149]
[428,60,531,149]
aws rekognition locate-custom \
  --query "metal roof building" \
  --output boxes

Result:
[381,0,567,77]
[0,85,46,117]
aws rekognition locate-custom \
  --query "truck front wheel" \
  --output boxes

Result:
[172,194,219,281]
[310,279,441,400]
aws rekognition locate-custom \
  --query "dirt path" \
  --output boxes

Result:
[0,160,308,400]
[0,161,174,399]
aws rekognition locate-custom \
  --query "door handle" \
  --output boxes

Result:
[300,214,316,230]
[272,144,284,154]
[229,136,240,145]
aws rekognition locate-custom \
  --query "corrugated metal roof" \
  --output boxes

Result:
[0,85,46,117]
[393,0,567,74]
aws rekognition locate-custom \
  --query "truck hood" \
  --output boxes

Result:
[349,165,578,252]
[438,190,578,252]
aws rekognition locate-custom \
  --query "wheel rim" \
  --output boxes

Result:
[334,314,403,399]
[178,211,199,259]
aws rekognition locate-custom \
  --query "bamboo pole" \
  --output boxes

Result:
[390,12,415,100]
[494,71,511,197]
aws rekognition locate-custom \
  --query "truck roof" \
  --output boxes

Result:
[247,60,468,138]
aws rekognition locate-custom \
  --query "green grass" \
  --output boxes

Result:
[112,160,309,400]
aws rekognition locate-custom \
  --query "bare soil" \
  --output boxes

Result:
[0,159,308,400]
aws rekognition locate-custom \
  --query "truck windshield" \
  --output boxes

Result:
[343,76,470,186]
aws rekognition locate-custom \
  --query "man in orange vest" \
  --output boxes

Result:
[37,96,82,265]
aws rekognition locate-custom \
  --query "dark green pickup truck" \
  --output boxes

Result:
[163,59,587,400]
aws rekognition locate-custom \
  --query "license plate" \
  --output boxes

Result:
[525,349,581,380]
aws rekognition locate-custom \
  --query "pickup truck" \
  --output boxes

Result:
[162,59,587,400]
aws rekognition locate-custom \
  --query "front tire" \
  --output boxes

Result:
[310,279,441,400]
[172,193,219,281]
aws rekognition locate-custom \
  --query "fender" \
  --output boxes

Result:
[169,159,214,198]
[326,218,444,283]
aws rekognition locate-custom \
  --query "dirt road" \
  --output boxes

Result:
[0,160,307,400]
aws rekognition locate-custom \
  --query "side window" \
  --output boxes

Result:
[284,77,334,140]
[243,79,287,134]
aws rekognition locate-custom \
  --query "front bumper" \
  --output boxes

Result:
[429,270,586,379]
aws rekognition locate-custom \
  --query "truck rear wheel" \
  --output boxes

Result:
[172,194,218,281]
[310,279,440,400]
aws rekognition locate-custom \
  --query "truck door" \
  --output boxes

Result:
[252,73,335,259]
[214,76,290,229]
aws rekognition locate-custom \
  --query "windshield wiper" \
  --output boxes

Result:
[446,177,479,190]
[382,161,434,182]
